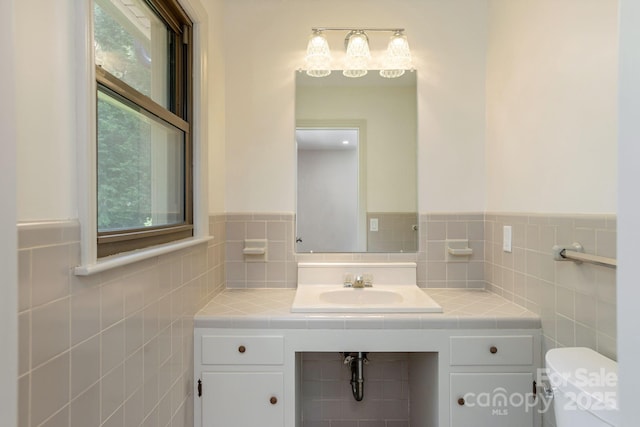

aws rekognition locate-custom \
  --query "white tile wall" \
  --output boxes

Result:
[18,212,615,426]
[484,213,617,361]
[366,213,418,253]
[17,215,225,427]
[301,353,410,427]
[484,213,617,427]
[223,211,616,364]
[224,211,616,427]
[225,213,485,290]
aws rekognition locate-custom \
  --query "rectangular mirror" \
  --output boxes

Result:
[295,71,418,253]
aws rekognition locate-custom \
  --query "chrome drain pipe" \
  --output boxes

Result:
[342,352,368,401]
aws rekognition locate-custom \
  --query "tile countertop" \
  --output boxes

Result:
[194,288,541,330]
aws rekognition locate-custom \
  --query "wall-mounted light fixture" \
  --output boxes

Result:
[304,29,332,78]
[304,27,413,79]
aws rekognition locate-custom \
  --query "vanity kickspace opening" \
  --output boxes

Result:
[297,352,438,426]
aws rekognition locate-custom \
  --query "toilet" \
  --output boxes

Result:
[545,347,619,426]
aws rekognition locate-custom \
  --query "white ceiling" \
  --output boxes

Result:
[296,128,359,151]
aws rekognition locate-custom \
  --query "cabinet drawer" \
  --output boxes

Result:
[201,336,284,365]
[451,373,534,426]
[450,336,533,366]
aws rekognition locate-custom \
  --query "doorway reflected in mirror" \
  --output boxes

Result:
[295,71,418,253]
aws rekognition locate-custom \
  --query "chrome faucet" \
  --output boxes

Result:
[353,275,365,288]
[352,274,373,288]
[344,273,373,288]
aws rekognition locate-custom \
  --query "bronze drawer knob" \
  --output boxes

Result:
[457,397,465,406]
[270,396,278,405]
[238,345,246,353]
[490,346,498,354]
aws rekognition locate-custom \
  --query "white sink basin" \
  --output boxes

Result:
[320,288,403,305]
[291,285,443,313]
[292,262,443,313]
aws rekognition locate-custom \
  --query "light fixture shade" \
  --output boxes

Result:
[343,31,370,78]
[380,32,412,78]
[305,31,332,78]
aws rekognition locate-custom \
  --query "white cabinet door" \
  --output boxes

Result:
[451,373,535,427]
[201,371,284,427]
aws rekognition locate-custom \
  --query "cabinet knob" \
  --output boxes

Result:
[238,345,246,353]
[270,396,278,405]
[457,397,465,406]
[489,346,498,354]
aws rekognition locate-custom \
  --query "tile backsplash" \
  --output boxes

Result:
[224,211,617,360]
[16,211,617,427]
[17,214,225,427]
[225,213,297,289]
[366,212,418,253]
[422,213,485,289]
[225,212,485,290]
[484,213,617,360]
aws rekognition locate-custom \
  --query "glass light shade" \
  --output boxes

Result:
[380,32,412,78]
[343,31,370,78]
[305,31,332,78]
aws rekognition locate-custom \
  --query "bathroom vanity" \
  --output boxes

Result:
[194,288,542,427]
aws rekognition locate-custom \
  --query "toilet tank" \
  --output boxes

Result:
[545,347,618,427]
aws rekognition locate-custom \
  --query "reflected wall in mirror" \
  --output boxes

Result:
[295,71,418,253]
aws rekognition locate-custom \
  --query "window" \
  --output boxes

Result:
[94,0,193,257]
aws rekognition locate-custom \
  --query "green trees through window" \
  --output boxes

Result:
[97,93,153,231]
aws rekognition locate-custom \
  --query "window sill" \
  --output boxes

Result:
[74,235,213,276]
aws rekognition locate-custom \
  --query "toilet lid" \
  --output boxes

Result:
[545,347,618,425]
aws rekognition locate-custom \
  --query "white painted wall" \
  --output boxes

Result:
[486,0,618,214]
[617,0,640,423]
[225,0,618,215]
[207,0,227,214]
[14,0,224,221]
[223,0,488,213]
[296,84,417,212]
[13,0,619,217]
[16,0,77,221]
[0,0,18,424]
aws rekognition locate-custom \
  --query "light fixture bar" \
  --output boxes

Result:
[302,27,413,79]
[312,27,405,33]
